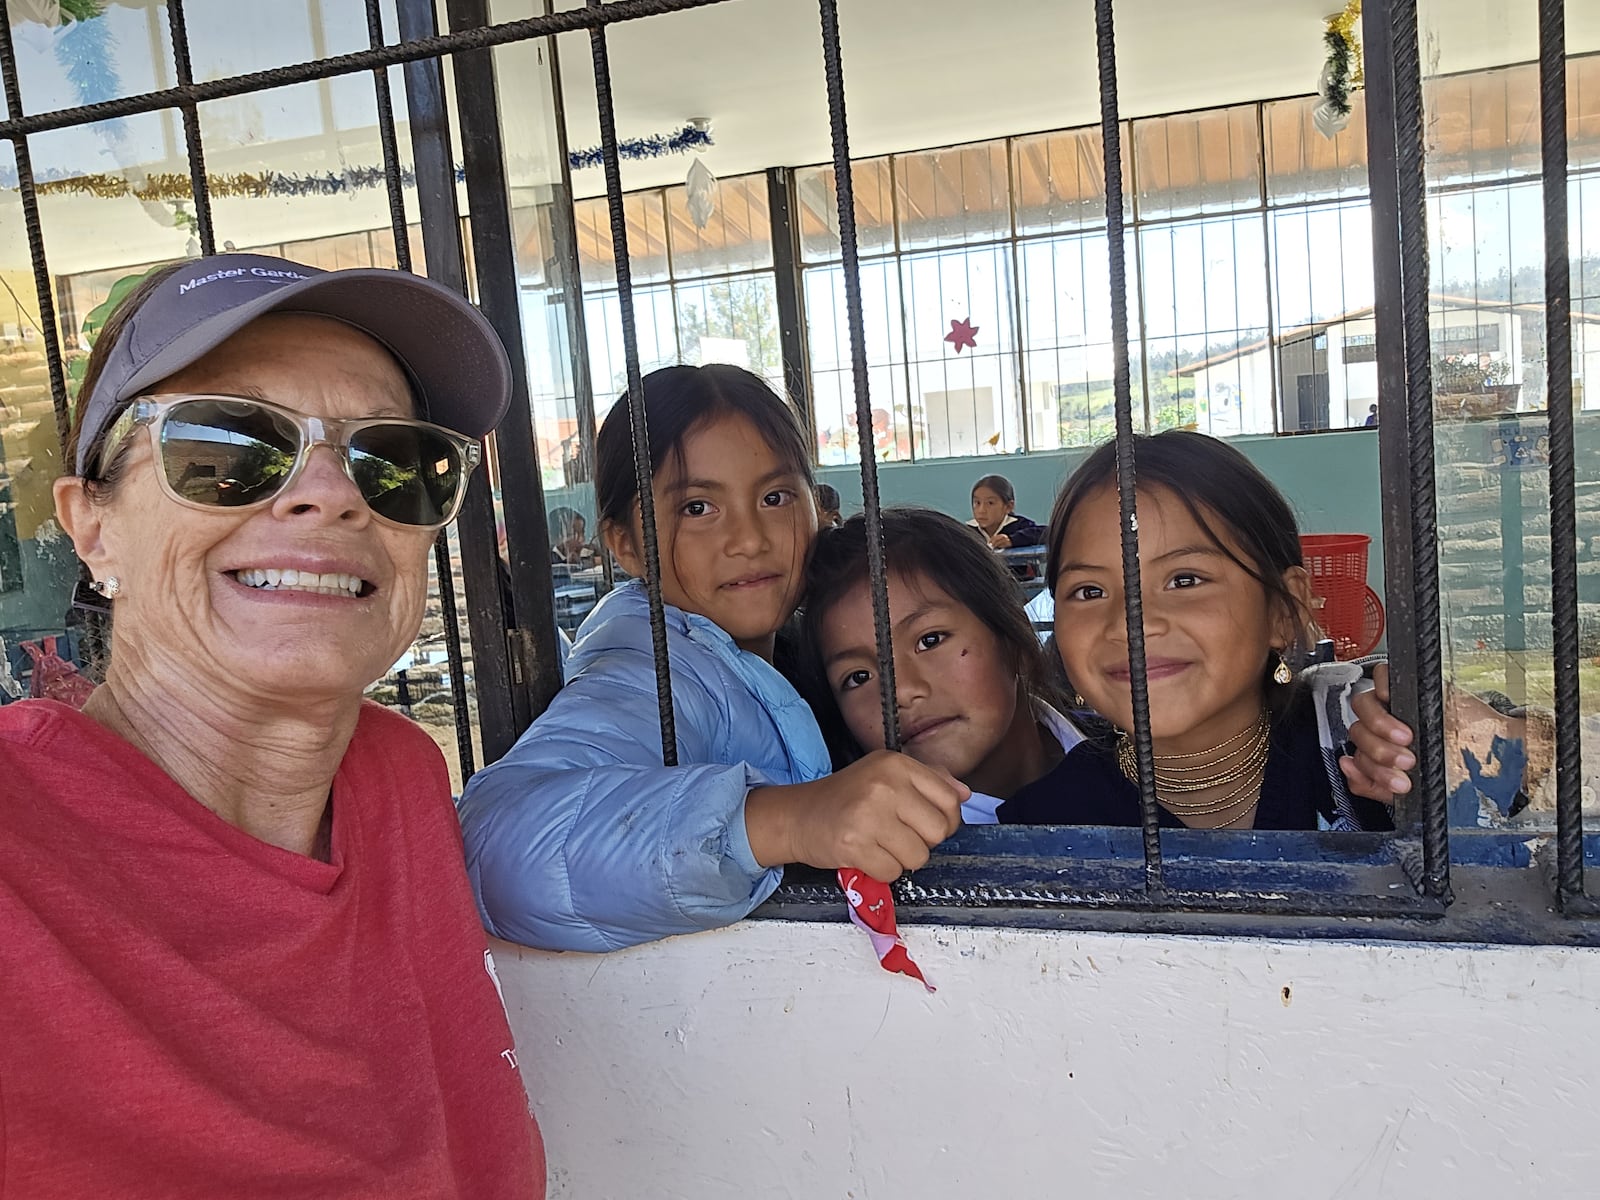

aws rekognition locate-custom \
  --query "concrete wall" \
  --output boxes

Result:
[816,427,1388,598]
[500,920,1600,1199]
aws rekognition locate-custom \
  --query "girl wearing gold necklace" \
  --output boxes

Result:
[1000,431,1398,833]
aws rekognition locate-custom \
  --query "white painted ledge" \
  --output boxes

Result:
[496,920,1600,1199]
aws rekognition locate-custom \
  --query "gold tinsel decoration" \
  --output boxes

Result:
[32,171,276,201]
[1327,0,1364,89]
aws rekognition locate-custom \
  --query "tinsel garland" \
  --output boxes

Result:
[3,125,714,198]
[566,122,712,170]
[1321,0,1364,119]
[2,163,470,201]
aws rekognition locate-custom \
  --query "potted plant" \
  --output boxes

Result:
[1432,352,1520,417]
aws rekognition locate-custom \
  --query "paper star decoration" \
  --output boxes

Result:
[944,317,979,353]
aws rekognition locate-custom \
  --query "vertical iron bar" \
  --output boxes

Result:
[541,22,609,593]
[165,0,216,255]
[366,0,476,777]
[768,167,815,442]
[1539,0,1583,906]
[1361,0,1423,828]
[1094,0,1162,891]
[819,0,898,752]
[1388,0,1451,901]
[587,0,678,765]
[396,0,522,766]
[447,0,563,735]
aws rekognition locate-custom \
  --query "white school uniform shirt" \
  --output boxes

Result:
[961,699,1085,824]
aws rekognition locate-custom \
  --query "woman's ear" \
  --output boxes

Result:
[601,516,644,578]
[53,476,112,575]
[1275,565,1317,650]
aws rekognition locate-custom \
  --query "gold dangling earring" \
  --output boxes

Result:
[1273,651,1293,685]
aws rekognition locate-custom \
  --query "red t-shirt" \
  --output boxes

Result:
[0,699,544,1199]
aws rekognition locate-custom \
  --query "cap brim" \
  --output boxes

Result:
[121,269,511,439]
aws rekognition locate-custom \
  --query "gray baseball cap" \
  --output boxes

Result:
[75,252,512,475]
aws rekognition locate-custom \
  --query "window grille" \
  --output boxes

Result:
[0,0,1591,937]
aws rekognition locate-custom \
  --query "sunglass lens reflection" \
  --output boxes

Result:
[161,400,299,507]
[348,425,462,527]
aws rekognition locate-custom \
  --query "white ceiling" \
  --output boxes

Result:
[550,0,1600,197]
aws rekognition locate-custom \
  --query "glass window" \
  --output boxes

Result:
[794,158,895,264]
[1264,93,1370,206]
[803,260,911,464]
[1140,215,1272,435]
[1270,201,1376,430]
[573,191,670,288]
[1134,104,1262,221]
[893,143,1011,252]
[900,245,1022,457]
[1017,233,1136,449]
[583,286,680,400]
[665,173,773,278]
[673,274,783,388]
[1011,125,1129,237]
[1574,54,1600,174]
[1424,64,1544,188]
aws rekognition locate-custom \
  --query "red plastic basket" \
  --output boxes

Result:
[1299,533,1383,658]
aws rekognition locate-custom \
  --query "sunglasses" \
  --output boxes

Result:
[96,394,482,529]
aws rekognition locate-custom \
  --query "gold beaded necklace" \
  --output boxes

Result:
[1116,709,1272,827]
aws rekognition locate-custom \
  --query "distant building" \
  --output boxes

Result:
[1176,297,1600,434]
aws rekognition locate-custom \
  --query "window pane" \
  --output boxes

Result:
[894,142,1011,252]
[673,274,783,389]
[803,261,909,464]
[573,191,670,287]
[1574,55,1600,174]
[1140,216,1272,435]
[1424,63,1543,188]
[583,286,679,399]
[899,245,1022,458]
[665,173,773,278]
[794,159,895,264]
[1012,125,1130,237]
[1018,233,1141,449]
[1263,93,1370,206]
[1270,202,1376,430]
[1134,104,1262,221]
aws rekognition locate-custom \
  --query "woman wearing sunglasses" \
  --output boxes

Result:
[0,254,544,1198]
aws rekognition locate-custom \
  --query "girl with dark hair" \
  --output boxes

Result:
[1003,430,1401,831]
[798,507,1082,822]
[459,365,967,952]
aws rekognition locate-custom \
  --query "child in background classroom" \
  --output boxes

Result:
[457,365,968,952]
[968,474,1044,549]
[816,483,843,529]
[1003,430,1407,831]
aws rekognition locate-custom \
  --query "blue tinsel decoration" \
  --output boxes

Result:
[566,123,713,171]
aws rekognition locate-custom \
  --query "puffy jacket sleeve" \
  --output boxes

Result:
[456,650,782,952]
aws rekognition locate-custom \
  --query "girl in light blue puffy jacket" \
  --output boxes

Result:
[458,366,968,953]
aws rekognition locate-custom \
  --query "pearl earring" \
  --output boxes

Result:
[1273,651,1293,685]
[91,576,122,600]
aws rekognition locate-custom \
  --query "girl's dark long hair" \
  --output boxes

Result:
[1045,429,1315,713]
[594,364,814,530]
[796,505,1059,767]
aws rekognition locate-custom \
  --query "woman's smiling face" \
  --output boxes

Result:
[1051,483,1306,754]
[61,314,436,704]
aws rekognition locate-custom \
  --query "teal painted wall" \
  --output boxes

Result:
[816,427,1388,599]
